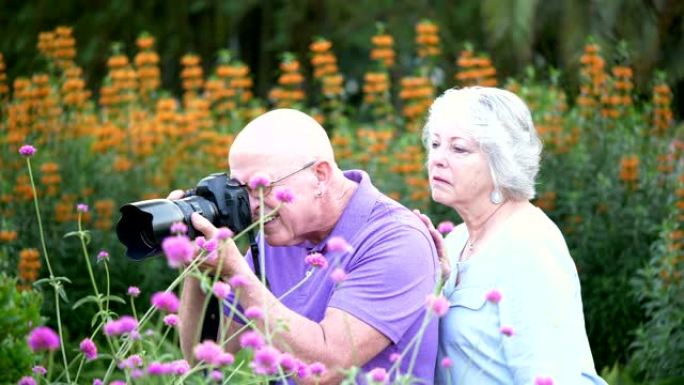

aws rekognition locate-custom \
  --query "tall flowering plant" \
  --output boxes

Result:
[13,144,450,385]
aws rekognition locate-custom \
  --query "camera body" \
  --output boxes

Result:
[116,173,252,260]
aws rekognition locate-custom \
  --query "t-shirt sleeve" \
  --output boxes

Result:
[327,226,438,343]
[497,237,592,384]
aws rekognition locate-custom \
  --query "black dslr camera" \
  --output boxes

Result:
[117,173,263,343]
[116,173,253,260]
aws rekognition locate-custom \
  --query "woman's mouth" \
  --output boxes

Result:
[431,176,451,186]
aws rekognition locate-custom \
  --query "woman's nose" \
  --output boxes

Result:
[427,148,446,169]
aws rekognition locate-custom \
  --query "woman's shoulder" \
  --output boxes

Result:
[495,205,575,271]
[444,223,467,254]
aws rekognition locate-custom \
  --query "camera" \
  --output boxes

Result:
[116,173,253,260]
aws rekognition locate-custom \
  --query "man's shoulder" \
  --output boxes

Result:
[368,193,430,236]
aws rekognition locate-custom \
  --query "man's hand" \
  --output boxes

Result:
[167,189,185,200]
[413,209,450,282]
[190,212,247,279]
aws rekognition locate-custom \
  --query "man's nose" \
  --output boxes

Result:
[248,194,260,213]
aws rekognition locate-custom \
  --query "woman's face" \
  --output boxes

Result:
[426,121,494,209]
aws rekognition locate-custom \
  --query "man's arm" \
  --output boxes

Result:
[236,270,391,384]
[178,276,205,360]
[188,213,391,384]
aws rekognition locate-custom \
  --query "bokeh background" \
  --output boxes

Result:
[1,1,683,384]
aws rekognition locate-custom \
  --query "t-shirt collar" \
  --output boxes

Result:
[301,169,379,254]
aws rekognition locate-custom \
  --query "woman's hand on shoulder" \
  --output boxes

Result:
[413,209,450,282]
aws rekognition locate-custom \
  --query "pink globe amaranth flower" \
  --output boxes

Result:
[147,362,171,376]
[239,330,264,349]
[309,362,327,377]
[201,238,218,252]
[216,227,233,240]
[437,221,455,235]
[330,267,347,283]
[151,291,180,313]
[305,252,328,269]
[218,352,235,366]
[92,379,103,385]
[120,354,143,369]
[111,381,126,385]
[194,340,224,366]
[170,221,188,235]
[127,286,141,297]
[129,330,141,340]
[278,352,297,372]
[296,359,311,379]
[76,203,89,213]
[441,357,453,368]
[131,369,144,379]
[244,306,264,320]
[104,315,138,336]
[534,375,554,385]
[248,173,271,190]
[162,235,194,268]
[170,359,190,375]
[27,326,60,352]
[229,274,249,288]
[163,314,179,327]
[195,236,207,249]
[251,345,280,375]
[19,144,37,157]
[327,236,353,253]
[96,250,109,262]
[119,315,138,332]
[368,367,388,384]
[79,338,97,360]
[18,376,36,385]
[274,187,295,203]
[485,289,502,304]
[212,281,231,299]
[210,370,223,381]
[389,352,401,363]
[32,366,46,376]
[426,294,449,317]
[500,325,515,337]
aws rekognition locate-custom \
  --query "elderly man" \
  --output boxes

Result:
[178,109,438,383]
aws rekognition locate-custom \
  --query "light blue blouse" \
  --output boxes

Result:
[436,208,607,385]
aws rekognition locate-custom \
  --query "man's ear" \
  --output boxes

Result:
[312,160,333,183]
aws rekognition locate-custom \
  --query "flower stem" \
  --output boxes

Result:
[25,157,71,383]
[78,214,100,297]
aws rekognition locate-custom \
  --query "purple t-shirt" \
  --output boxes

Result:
[235,170,439,382]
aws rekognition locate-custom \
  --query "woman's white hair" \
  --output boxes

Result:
[423,86,543,201]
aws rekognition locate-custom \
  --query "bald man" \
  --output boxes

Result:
[178,109,439,384]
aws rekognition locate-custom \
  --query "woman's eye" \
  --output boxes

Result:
[451,145,467,153]
[430,140,440,149]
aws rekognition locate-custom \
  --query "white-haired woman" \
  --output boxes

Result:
[416,87,606,385]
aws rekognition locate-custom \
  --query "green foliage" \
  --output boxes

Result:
[630,209,684,380]
[1,0,682,99]
[0,273,43,384]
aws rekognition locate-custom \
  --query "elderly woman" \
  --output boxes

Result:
[419,87,606,385]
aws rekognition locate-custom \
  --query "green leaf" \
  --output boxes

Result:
[57,286,70,303]
[103,295,126,305]
[72,295,100,310]
[63,230,92,244]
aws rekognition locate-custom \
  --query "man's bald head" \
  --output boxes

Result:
[229,109,335,165]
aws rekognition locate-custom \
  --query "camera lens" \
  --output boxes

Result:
[116,197,219,260]
[116,199,185,260]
